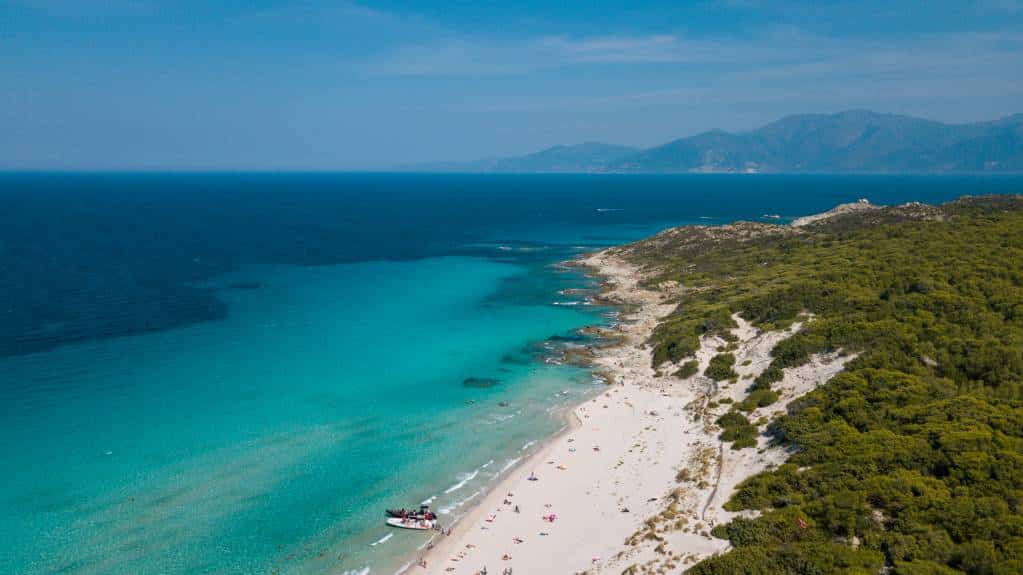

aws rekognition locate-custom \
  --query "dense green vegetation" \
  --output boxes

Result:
[716,410,757,449]
[620,196,1023,574]
[737,388,779,413]
[706,353,739,381]
[675,359,700,379]
[651,305,737,366]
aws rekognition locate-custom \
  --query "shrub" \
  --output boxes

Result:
[753,364,784,390]
[738,389,780,412]
[674,360,699,379]
[717,410,757,449]
[706,353,739,381]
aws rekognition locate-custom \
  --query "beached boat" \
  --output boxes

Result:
[385,504,436,520]
[386,517,436,530]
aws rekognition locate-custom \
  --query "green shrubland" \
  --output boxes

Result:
[618,196,1023,574]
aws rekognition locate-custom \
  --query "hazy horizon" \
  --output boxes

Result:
[3,1,1022,170]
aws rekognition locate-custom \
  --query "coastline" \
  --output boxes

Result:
[6,176,1019,575]
[393,193,1023,575]
[389,252,625,570]
[397,257,616,573]
[408,241,851,574]
[414,248,694,574]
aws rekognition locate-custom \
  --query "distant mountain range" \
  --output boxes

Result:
[406,110,1023,173]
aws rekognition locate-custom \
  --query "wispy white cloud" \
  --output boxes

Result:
[367,33,783,76]
[370,27,1023,112]
[534,34,724,64]
[372,27,1023,129]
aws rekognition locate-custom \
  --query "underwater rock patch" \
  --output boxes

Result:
[462,377,501,389]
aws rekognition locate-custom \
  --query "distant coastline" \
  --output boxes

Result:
[400,110,1023,174]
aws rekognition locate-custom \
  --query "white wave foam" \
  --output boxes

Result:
[439,489,482,515]
[442,460,493,494]
[499,457,522,474]
[521,440,537,451]
[421,495,437,505]
[552,301,583,306]
[370,533,393,547]
[443,471,478,494]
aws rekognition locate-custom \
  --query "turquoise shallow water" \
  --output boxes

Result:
[1,256,608,574]
[3,173,1020,575]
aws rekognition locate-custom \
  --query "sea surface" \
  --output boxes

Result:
[1,173,1020,575]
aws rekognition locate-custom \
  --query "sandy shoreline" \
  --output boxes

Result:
[406,248,849,575]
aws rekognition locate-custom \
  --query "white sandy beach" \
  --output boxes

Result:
[414,249,850,575]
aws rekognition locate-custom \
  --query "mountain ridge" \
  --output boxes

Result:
[405,110,1023,173]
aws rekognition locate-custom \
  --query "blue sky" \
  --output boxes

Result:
[2,0,1022,169]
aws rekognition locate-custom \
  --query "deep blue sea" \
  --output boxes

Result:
[1,173,1020,575]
